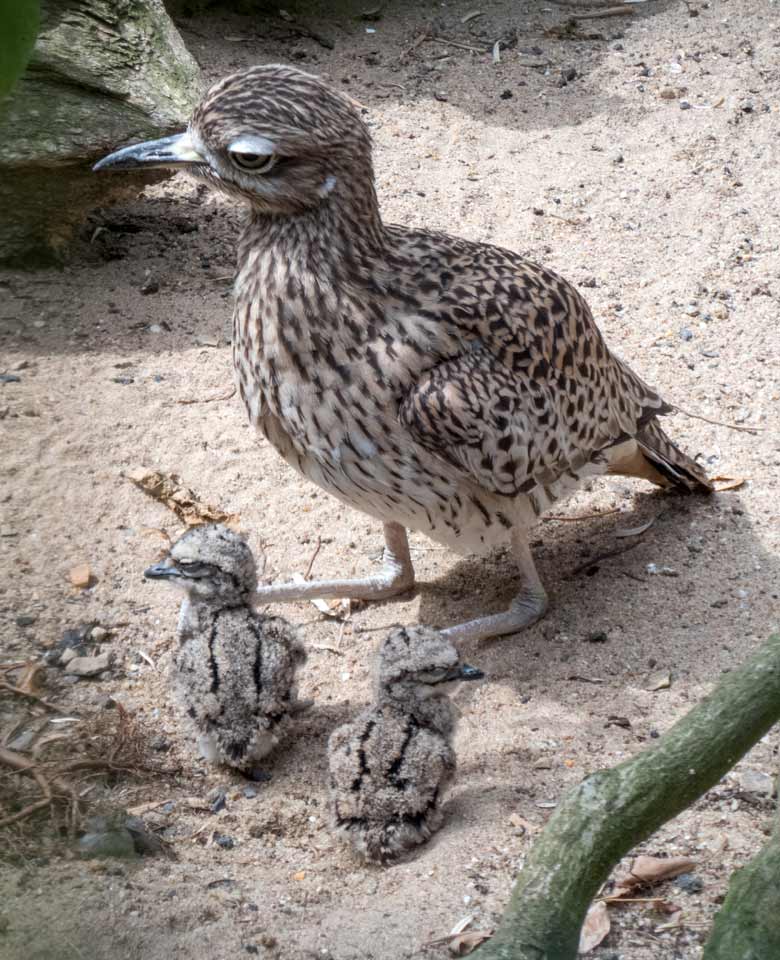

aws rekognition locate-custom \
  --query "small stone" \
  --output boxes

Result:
[561,66,577,82]
[646,563,678,577]
[583,630,608,643]
[90,626,108,642]
[112,376,134,385]
[679,99,692,110]
[140,278,159,295]
[210,791,227,814]
[79,817,138,860]
[15,614,37,627]
[150,736,171,752]
[674,873,704,894]
[249,768,272,783]
[645,670,672,692]
[125,816,166,856]
[679,327,694,341]
[659,87,677,100]
[739,99,754,113]
[610,152,624,165]
[68,563,93,589]
[0,373,21,383]
[60,647,80,665]
[213,833,235,850]
[739,769,773,796]
[148,324,163,334]
[243,787,258,799]
[433,91,448,102]
[533,757,552,770]
[500,89,513,100]
[8,729,37,752]
[65,652,112,677]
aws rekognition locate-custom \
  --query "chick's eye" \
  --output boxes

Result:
[229,150,276,173]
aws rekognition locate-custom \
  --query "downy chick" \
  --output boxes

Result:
[145,524,306,771]
[328,625,483,864]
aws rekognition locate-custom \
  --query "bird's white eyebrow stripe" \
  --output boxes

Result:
[228,135,277,155]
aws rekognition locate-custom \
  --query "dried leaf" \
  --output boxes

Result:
[508,813,534,834]
[578,901,610,953]
[69,563,93,589]
[615,517,656,538]
[711,476,746,492]
[449,931,492,956]
[128,469,240,528]
[612,855,696,898]
[16,661,45,695]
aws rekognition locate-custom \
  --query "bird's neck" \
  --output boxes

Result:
[239,191,386,278]
[379,687,456,735]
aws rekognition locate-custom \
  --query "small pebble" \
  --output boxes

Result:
[210,791,227,814]
[500,89,513,100]
[249,768,273,783]
[213,833,235,850]
[140,278,160,295]
[0,374,21,383]
[433,91,448,102]
[679,327,694,341]
[15,614,37,627]
[679,99,692,110]
[65,652,112,677]
[243,787,258,799]
[561,66,577,82]
[674,873,704,894]
[148,324,163,334]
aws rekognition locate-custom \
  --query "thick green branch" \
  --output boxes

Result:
[702,773,780,958]
[475,633,780,960]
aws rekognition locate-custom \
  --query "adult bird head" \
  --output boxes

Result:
[94,64,375,216]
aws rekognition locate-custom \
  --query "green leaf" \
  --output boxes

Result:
[0,0,40,99]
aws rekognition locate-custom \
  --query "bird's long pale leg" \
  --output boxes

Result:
[253,521,415,604]
[439,529,548,644]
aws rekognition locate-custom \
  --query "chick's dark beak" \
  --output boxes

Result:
[144,561,182,581]
[444,663,484,682]
[93,132,204,172]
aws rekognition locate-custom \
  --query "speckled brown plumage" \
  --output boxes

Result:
[327,626,482,863]
[144,524,306,771]
[98,64,711,641]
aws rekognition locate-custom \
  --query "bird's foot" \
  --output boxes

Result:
[254,521,415,604]
[439,588,548,644]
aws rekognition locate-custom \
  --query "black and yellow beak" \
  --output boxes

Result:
[93,131,204,172]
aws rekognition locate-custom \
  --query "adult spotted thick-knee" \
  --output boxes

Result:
[99,65,712,642]
[327,625,483,864]
[144,523,306,772]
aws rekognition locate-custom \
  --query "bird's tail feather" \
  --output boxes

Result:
[634,419,713,493]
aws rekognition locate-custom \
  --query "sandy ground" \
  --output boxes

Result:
[1,1,779,958]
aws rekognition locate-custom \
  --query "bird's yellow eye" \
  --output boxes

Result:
[229,150,276,173]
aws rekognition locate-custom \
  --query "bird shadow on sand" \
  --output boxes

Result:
[412,484,779,699]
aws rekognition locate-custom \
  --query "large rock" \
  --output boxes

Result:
[0,0,200,264]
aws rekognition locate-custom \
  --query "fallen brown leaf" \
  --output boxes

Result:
[578,900,610,953]
[128,469,240,528]
[612,855,696,898]
[16,661,46,696]
[711,476,746,492]
[449,931,493,956]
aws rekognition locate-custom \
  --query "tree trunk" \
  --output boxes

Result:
[0,0,200,264]
[474,634,780,960]
[702,773,780,960]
